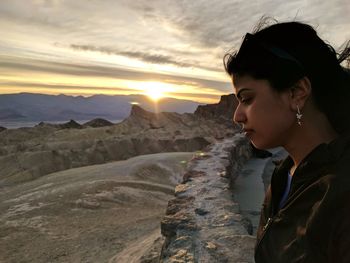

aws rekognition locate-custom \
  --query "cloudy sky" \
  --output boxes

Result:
[0,0,349,103]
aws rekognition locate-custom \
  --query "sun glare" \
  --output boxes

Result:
[142,81,173,101]
[147,89,163,101]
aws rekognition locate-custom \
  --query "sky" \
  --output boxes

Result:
[0,0,349,103]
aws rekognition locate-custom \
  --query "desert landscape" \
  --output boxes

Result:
[1,2,346,262]
[0,100,236,187]
[0,95,239,262]
[0,151,194,262]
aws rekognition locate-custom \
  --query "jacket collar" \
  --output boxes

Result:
[270,133,350,213]
[276,132,350,178]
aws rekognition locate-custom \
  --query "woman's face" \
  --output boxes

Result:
[233,75,296,149]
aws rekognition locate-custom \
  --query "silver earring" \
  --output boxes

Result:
[296,105,302,126]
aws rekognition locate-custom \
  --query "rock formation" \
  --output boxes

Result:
[160,135,256,262]
[35,119,82,129]
[82,118,114,128]
[0,95,238,187]
[194,94,239,127]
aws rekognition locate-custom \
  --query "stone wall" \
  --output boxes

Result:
[160,134,256,263]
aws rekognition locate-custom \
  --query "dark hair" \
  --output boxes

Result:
[224,19,350,134]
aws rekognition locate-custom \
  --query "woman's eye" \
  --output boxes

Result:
[241,97,252,104]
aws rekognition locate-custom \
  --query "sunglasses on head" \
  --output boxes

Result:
[237,33,305,72]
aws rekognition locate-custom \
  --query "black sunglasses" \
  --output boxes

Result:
[237,33,305,72]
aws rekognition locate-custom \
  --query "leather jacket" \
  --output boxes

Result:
[255,134,350,263]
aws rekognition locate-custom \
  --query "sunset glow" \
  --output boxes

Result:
[140,81,172,101]
[0,1,348,104]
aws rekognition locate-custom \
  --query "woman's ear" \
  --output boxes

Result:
[289,76,312,110]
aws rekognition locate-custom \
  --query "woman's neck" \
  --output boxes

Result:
[284,113,338,175]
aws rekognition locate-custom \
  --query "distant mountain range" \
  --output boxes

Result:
[0,93,201,122]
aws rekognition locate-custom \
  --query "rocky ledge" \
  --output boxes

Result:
[160,134,256,262]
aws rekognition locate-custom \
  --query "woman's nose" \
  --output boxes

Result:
[233,104,246,124]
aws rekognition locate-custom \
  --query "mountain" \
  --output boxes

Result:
[194,93,238,125]
[0,94,238,186]
[0,108,25,119]
[0,93,201,122]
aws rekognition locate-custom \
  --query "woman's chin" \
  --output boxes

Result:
[250,140,274,150]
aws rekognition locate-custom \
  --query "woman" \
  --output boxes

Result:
[224,19,350,262]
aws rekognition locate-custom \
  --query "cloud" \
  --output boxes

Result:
[69,44,194,68]
[0,81,134,93]
[68,43,223,72]
[0,55,232,93]
[0,0,349,101]
[119,51,190,67]
[0,80,225,102]
[2,0,349,51]
[130,0,350,50]
[167,91,221,100]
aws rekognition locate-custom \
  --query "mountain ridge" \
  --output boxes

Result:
[0,93,202,122]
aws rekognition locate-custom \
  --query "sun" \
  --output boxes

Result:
[147,88,164,101]
[142,81,171,101]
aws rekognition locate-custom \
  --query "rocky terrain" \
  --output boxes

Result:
[0,95,239,187]
[0,91,282,263]
[0,152,194,263]
[0,94,247,262]
[158,125,285,262]
[160,135,256,262]
[194,93,238,127]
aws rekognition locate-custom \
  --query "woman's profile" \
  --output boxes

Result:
[224,18,350,262]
